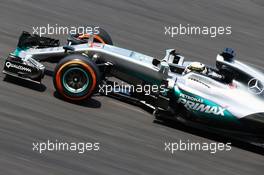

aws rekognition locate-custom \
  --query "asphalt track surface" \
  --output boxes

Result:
[0,0,264,174]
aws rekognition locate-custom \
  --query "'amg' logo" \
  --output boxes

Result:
[5,62,32,72]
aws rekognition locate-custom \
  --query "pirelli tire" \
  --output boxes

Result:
[53,54,100,102]
[70,27,113,45]
[92,27,113,45]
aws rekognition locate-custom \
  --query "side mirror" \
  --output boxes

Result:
[63,45,75,53]
[162,49,184,65]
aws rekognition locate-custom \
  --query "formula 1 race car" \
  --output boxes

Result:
[2,29,264,146]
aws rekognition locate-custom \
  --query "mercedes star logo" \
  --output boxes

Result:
[248,78,264,95]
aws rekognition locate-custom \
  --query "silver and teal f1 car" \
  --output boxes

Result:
[2,29,264,146]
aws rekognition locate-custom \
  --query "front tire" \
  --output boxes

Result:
[53,54,100,101]
[69,27,113,45]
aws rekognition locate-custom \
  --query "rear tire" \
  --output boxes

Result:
[53,54,100,101]
[94,27,113,45]
[70,27,113,45]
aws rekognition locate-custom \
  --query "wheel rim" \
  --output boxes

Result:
[62,67,90,94]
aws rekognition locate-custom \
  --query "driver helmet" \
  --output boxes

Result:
[184,62,207,74]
